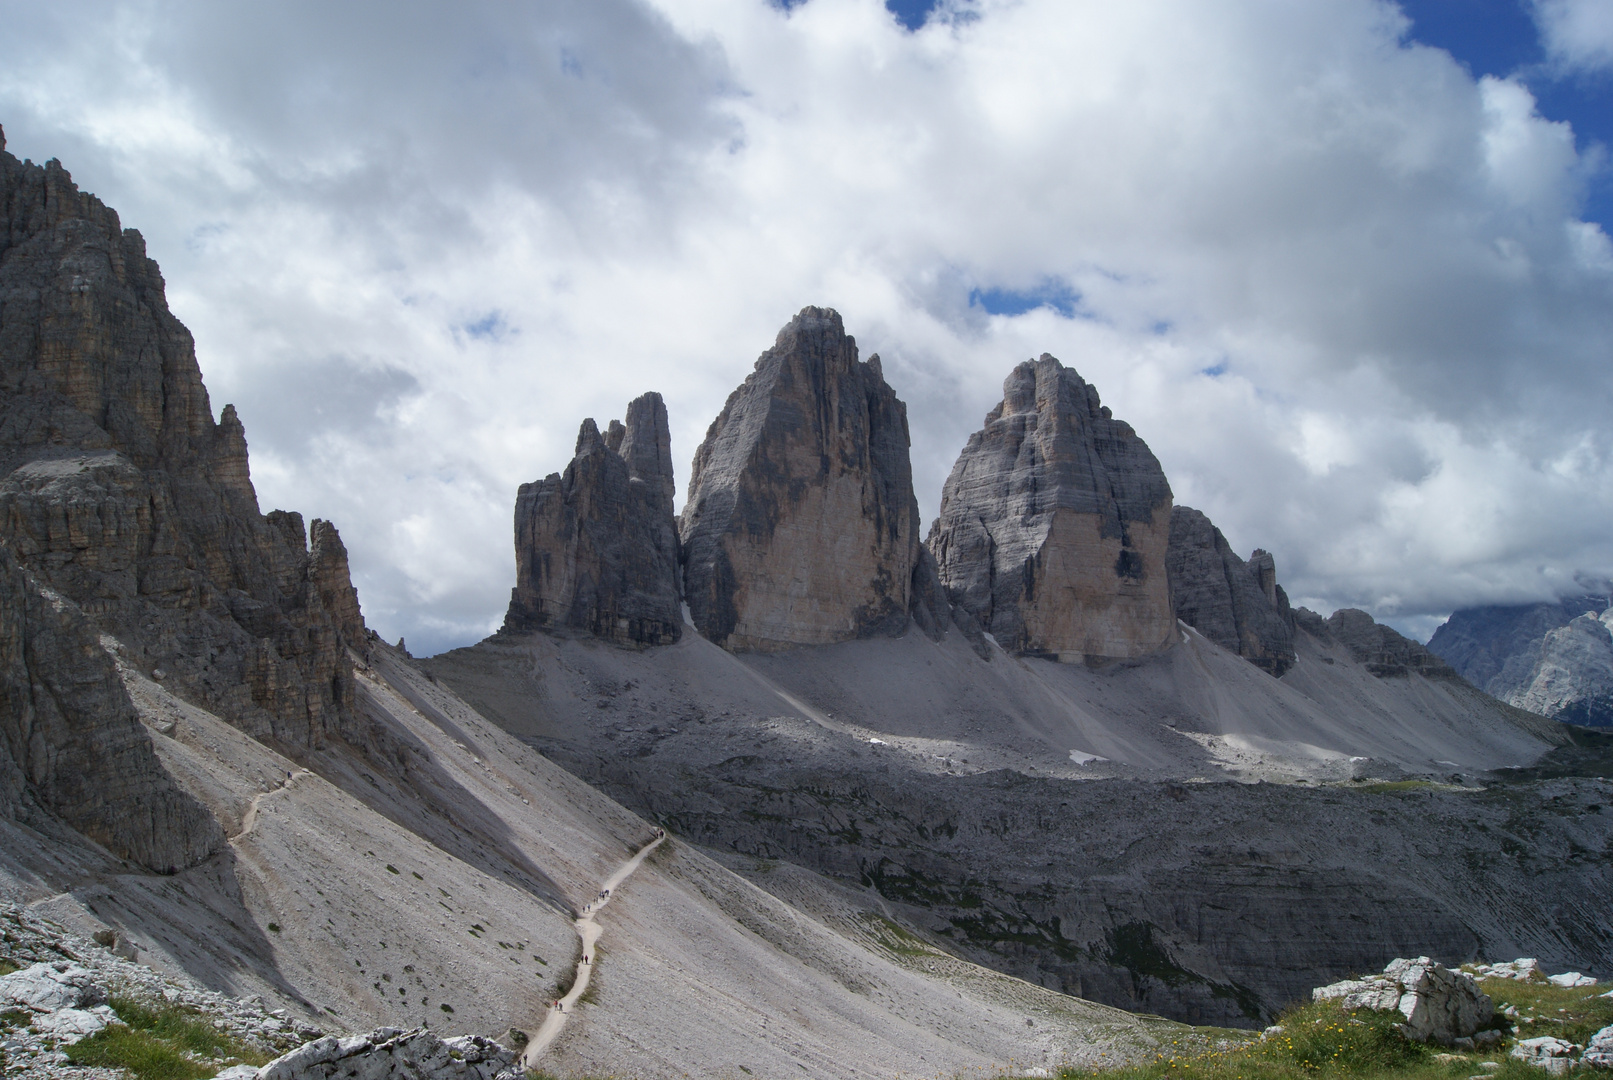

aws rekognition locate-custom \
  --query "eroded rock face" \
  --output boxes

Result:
[1320,609,1457,678]
[927,355,1175,661]
[0,129,365,869]
[680,307,934,651]
[505,393,681,647]
[258,1028,521,1080]
[1313,957,1494,1045]
[1166,507,1296,676]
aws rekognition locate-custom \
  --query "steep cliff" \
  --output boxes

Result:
[0,129,370,878]
[927,355,1175,661]
[504,392,682,647]
[1166,506,1296,676]
[679,307,939,651]
[1429,597,1613,726]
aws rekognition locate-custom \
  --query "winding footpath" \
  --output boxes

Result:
[520,832,665,1066]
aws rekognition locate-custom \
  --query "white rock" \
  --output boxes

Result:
[1583,1024,1613,1070]
[1511,1036,1578,1075]
[1547,972,1598,988]
[1473,959,1543,982]
[257,1027,520,1080]
[32,1004,116,1042]
[1313,957,1494,1045]
[0,962,106,1012]
[212,1066,261,1080]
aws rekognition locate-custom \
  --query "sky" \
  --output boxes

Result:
[3,0,1613,654]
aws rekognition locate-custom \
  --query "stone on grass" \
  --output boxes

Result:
[1511,1036,1578,1075]
[1312,957,1494,1045]
[1582,1024,1613,1069]
[0,961,106,1012]
[1472,959,1543,982]
[1547,972,1598,988]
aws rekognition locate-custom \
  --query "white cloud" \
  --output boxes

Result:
[1534,0,1613,74]
[3,0,1613,651]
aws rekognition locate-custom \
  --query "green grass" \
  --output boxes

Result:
[1468,973,1613,1047]
[0,959,17,976]
[1354,781,1444,794]
[64,994,269,1080]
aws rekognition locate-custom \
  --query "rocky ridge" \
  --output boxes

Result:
[1302,607,1457,679]
[504,392,681,647]
[0,129,372,874]
[1166,505,1297,676]
[927,354,1176,661]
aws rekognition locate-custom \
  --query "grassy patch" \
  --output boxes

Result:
[1470,974,1613,1046]
[1354,781,1443,794]
[65,995,269,1080]
[0,959,17,976]
[1,1007,33,1029]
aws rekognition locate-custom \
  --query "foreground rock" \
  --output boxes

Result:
[504,393,681,647]
[680,307,940,651]
[1312,957,1495,1045]
[1583,1024,1613,1069]
[1512,1036,1579,1075]
[258,1027,522,1080]
[928,355,1175,661]
[1166,506,1296,676]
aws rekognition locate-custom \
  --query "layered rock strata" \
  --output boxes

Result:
[1430,598,1613,726]
[0,128,366,869]
[1297,607,1456,679]
[504,392,681,647]
[1166,506,1296,676]
[680,307,941,650]
[927,355,1175,661]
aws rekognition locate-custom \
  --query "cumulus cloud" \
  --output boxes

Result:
[3,0,1612,652]
[1534,0,1613,74]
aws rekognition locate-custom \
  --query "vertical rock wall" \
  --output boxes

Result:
[679,307,934,651]
[504,392,682,647]
[927,356,1175,661]
[1166,506,1296,676]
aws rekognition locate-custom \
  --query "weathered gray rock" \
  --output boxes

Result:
[0,961,105,1012]
[1582,1024,1613,1069]
[1473,958,1543,981]
[504,392,681,647]
[1512,1036,1579,1075]
[1313,957,1494,1045]
[1308,609,1458,679]
[1166,506,1296,676]
[927,355,1175,661]
[680,307,938,650]
[1428,595,1613,726]
[0,129,366,756]
[257,1027,520,1080]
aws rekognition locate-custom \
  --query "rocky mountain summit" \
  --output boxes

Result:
[504,392,681,647]
[679,307,943,651]
[1166,506,1297,676]
[1430,597,1613,726]
[927,355,1176,661]
[0,129,369,873]
[1303,607,1456,679]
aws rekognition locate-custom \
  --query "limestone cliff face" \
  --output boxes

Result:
[680,307,936,651]
[0,130,366,766]
[505,392,681,647]
[1166,506,1296,676]
[1428,597,1613,726]
[927,356,1175,661]
[1298,607,1456,679]
[0,546,223,872]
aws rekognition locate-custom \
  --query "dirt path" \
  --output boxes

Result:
[520,832,665,1066]
[232,768,308,841]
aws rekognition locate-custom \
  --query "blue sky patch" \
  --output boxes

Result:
[461,311,511,342]
[969,280,1080,318]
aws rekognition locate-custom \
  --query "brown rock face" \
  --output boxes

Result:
[504,392,681,647]
[0,128,366,772]
[927,355,1175,661]
[680,307,936,651]
[1166,506,1296,676]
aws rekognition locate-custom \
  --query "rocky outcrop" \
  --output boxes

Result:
[0,129,366,757]
[927,355,1175,661]
[1313,957,1495,1045]
[1582,1025,1613,1069]
[1315,609,1458,678]
[1166,506,1296,676]
[680,307,939,651]
[504,392,681,647]
[258,1027,521,1080]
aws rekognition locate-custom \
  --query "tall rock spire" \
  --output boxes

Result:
[679,306,940,651]
[927,355,1176,661]
[1166,506,1296,676]
[504,391,682,647]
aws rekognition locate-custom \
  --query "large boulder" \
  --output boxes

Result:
[679,307,939,651]
[1166,506,1296,676]
[504,393,681,647]
[1313,957,1494,1045]
[257,1027,520,1080]
[927,354,1175,661]
[0,961,105,1012]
